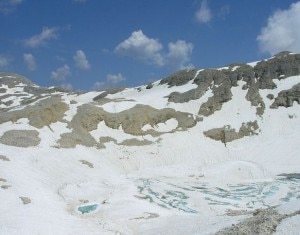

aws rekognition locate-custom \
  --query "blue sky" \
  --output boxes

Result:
[0,0,300,91]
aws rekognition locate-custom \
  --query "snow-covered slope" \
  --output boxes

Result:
[1,51,300,234]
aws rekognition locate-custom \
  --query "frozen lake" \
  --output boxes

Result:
[135,176,300,213]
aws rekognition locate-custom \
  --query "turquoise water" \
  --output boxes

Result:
[78,204,98,214]
[135,177,300,214]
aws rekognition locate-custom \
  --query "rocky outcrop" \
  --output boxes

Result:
[245,83,265,116]
[119,138,153,146]
[58,104,196,148]
[217,207,300,235]
[160,69,198,87]
[270,83,300,108]
[0,130,40,147]
[0,96,69,128]
[203,121,259,144]
[164,52,300,118]
[168,85,208,103]
[93,87,126,101]
[0,72,34,87]
[198,83,233,116]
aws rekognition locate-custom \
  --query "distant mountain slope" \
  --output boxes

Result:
[1,52,300,234]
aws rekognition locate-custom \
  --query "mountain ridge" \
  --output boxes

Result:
[1,51,300,234]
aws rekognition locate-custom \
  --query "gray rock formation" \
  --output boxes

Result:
[203,121,259,144]
[161,52,300,118]
[0,72,34,87]
[0,96,68,128]
[119,138,153,146]
[0,130,40,147]
[58,104,196,148]
[216,207,300,235]
[93,87,126,101]
[270,83,300,108]
[160,69,198,87]
[198,83,233,116]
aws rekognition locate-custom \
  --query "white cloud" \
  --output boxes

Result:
[195,0,212,23]
[0,55,11,67]
[51,64,71,81]
[23,53,36,71]
[73,50,91,70]
[114,30,194,71]
[0,0,23,14]
[114,30,165,66]
[257,2,300,55]
[106,73,126,84]
[24,27,58,48]
[167,40,194,70]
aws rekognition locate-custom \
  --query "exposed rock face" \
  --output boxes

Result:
[119,138,153,146]
[93,87,126,101]
[0,130,41,147]
[168,85,208,103]
[267,94,274,100]
[162,52,300,118]
[160,69,198,87]
[0,72,34,87]
[1,52,300,150]
[198,83,233,116]
[203,121,259,144]
[271,83,300,108]
[58,104,196,148]
[245,83,265,116]
[0,96,69,128]
[216,208,300,235]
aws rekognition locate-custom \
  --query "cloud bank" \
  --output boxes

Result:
[115,30,193,70]
[257,2,300,55]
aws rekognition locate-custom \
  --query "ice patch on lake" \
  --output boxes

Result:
[135,177,300,214]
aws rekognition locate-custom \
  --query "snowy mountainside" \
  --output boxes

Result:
[1,51,300,234]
